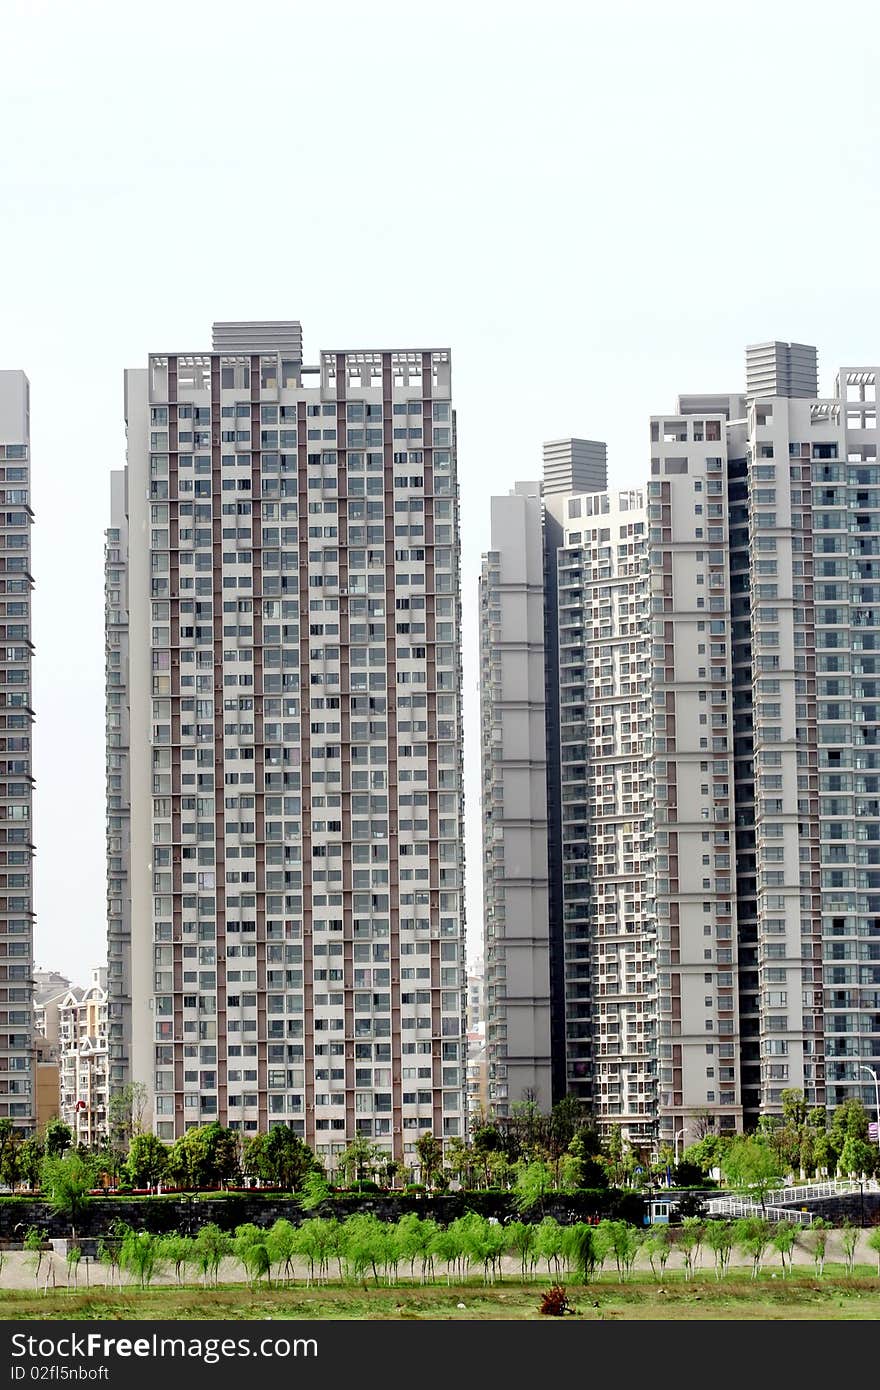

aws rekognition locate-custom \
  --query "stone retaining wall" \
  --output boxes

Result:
[0,1188,646,1241]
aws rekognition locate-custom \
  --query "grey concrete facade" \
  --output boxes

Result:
[0,372,34,1130]
[479,484,552,1114]
[479,344,880,1149]
[746,341,818,402]
[105,469,131,1095]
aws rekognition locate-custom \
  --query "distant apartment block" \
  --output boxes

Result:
[58,967,109,1146]
[481,343,880,1145]
[0,372,34,1130]
[33,969,71,1057]
[466,956,484,1032]
[109,322,467,1167]
[466,1023,488,1117]
[34,1034,59,1130]
[480,482,556,1115]
[105,471,131,1094]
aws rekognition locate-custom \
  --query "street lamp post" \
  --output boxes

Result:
[673,1129,685,1165]
[859,1065,880,1163]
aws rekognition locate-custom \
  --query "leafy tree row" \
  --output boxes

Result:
[8,1086,879,1207]
[22,1212,877,1289]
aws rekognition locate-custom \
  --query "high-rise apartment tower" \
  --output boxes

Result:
[481,343,880,1146]
[0,372,34,1130]
[110,323,466,1169]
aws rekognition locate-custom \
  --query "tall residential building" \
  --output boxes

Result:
[111,322,467,1168]
[555,486,657,1142]
[479,482,553,1114]
[479,446,609,1118]
[33,969,72,1056]
[481,342,880,1146]
[466,955,484,1032]
[0,371,34,1130]
[33,971,67,1133]
[34,1034,59,1130]
[105,471,131,1093]
[58,967,109,1145]
[739,364,876,1116]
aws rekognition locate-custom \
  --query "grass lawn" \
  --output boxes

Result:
[2,1270,880,1320]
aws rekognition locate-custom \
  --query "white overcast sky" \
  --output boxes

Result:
[2,0,880,982]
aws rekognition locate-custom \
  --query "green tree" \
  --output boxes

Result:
[812,1128,839,1178]
[485,1149,513,1189]
[675,1218,703,1280]
[429,1223,459,1285]
[733,1217,774,1280]
[43,1119,73,1159]
[549,1096,585,1152]
[191,1223,231,1286]
[411,1215,438,1284]
[866,1226,880,1276]
[97,1220,129,1287]
[807,1217,831,1278]
[415,1132,443,1190]
[504,1220,536,1281]
[681,1133,729,1175]
[602,1220,642,1281]
[562,1133,608,1191]
[642,1225,671,1279]
[164,1140,190,1190]
[781,1088,809,1129]
[471,1122,508,1184]
[108,1082,149,1150]
[65,1244,83,1290]
[340,1213,386,1284]
[124,1133,168,1189]
[337,1134,380,1186]
[167,1123,240,1190]
[240,1132,265,1184]
[830,1098,870,1165]
[295,1218,328,1287]
[839,1135,876,1178]
[265,1218,297,1285]
[798,1126,817,1179]
[233,1223,273,1289]
[23,1226,45,1289]
[605,1125,625,1186]
[513,1159,555,1215]
[40,1152,94,1242]
[242,1126,318,1191]
[394,1213,428,1282]
[562,1222,597,1284]
[720,1136,782,1215]
[93,1136,122,1190]
[17,1137,43,1191]
[533,1216,564,1278]
[841,1220,860,1276]
[704,1219,735,1280]
[298,1169,332,1212]
[771,1222,799,1277]
[120,1230,162,1289]
[455,1212,503,1285]
[443,1136,473,1188]
[158,1233,192,1286]
[509,1096,546,1156]
[750,1091,810,1178]
[0,1118,19,1190]
[381,1159,401,1190]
